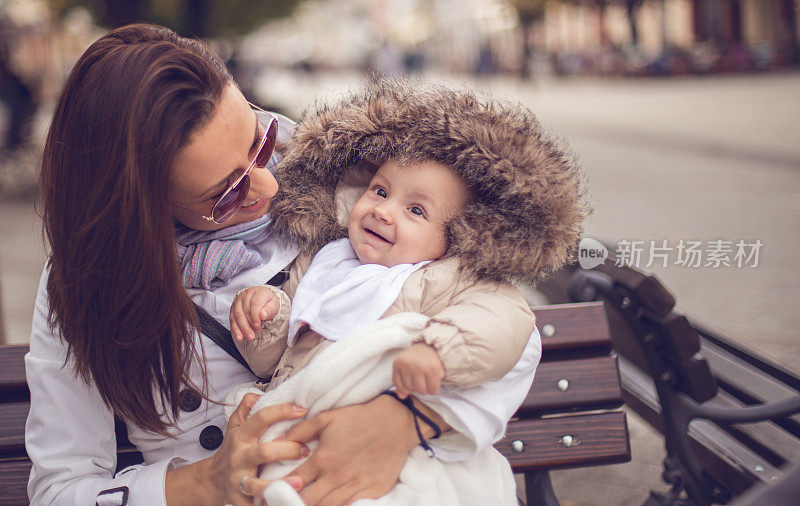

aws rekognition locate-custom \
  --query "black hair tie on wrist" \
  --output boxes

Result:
[381,390,442,457]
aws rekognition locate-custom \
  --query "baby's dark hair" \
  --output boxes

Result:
[273,77,592,285]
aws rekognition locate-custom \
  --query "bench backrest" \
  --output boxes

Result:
[0,302,630,505]
[539,257,800,501]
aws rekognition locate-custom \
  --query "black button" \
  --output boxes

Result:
[199,425,223,450]
[179,389,201,412]
[267,270,289,286]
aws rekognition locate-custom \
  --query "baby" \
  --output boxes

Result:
[232,155,508,399]
[224,78,591,505]
[228,77,591,407]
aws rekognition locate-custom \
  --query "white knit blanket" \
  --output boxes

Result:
[225,312,518,506]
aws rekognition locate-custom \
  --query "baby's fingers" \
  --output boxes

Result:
[425,370,442,395]
[393,367,414,398]
[232,302,256,341]
[230,299,247,341]
[261,295,281,321]
[411,372,429,396]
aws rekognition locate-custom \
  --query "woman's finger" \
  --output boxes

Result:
[245,440,309,467]
[283,413,325,444]
[299,475,338,506]
[243,476,302,501]
[316,481,371,506]
[237,473,262,500]
[347,487,385,504]
[228,392,262,428]
[241,402,307,440]
[283,460,319,500]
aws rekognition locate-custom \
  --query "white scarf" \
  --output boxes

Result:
[287,238,429,345]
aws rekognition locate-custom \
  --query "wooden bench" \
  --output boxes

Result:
[538,255,800,505]
[0,302,630,505]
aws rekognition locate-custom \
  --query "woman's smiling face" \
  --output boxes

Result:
[168,83,278,231]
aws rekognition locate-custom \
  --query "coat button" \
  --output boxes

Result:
[179,389,201,412]
[199,425,223,450]
[267,270,289,286]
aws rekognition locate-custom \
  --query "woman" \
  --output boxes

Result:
[25,24,540,506]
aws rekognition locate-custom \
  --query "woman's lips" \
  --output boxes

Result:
[237,197,268,216]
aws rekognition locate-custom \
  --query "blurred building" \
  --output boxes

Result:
[543,0,800,76]
[241,0,799,79]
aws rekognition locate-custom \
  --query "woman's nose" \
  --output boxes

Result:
[251,170,278,201]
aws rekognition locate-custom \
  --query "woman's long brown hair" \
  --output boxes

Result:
[39,24,232,434]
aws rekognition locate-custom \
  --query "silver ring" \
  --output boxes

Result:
[239,475,251,496]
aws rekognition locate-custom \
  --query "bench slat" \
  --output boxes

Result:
[619,356,780,493]
[0,402,27,459]
[496,411,630,471]
[0,459,31,506]
[0,345,28,393]
[532,302,611,351]
[518,356,623,415]
[707,390,800,464]
[701,340,800,425]
[0,455,146,506]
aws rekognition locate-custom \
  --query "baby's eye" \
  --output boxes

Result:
[408,205,426,217]
[372,186,388,198]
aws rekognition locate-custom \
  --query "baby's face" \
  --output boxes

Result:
[348,159,471,267]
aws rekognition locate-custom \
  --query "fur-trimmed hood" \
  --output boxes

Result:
[271,78,592,285]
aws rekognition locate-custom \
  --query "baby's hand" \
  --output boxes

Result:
[230,286,280,341]
[392,343,445,398]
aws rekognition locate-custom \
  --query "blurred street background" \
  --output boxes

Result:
[0,0,798,504]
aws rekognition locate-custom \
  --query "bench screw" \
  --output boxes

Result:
[620,297,631,309]
[511,440,525,453]
[542,324,555,337]
[754,465,764,472]
[557,379,570,391]
[560,435,576,447]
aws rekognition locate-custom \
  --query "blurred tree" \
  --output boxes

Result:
[46,0,303,38]
[508,0,546,78]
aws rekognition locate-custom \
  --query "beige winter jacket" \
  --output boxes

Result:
[235,77,592,392]
[236,252,535,390]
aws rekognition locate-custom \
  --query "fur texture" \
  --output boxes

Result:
[271,78,592,285]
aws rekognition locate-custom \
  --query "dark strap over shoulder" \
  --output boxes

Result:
[193,302,256,377]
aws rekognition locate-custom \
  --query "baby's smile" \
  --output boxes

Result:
[363,227,393,244]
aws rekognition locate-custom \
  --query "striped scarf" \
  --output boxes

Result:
[175,213,273,290]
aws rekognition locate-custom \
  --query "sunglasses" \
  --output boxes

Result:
[171,102,278,224]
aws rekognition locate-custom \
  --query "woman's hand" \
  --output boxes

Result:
[166,395,308,506]
[282,394,445,506]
